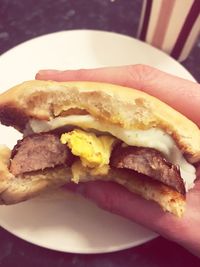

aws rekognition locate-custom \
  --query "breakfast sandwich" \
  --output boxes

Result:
[0,80,199,217]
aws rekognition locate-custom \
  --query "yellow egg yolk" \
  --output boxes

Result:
[60,129,116,170]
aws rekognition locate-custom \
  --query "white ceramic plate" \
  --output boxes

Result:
[0,30,195,254]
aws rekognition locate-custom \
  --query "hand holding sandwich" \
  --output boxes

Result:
[36,65,200,257]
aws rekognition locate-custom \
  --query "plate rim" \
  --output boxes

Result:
[0,217,158,254]
[0,29,195,254]
[0,29,196,83]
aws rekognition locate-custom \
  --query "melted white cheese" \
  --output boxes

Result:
[29,115,196,191]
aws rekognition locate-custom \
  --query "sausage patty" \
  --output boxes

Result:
[110,145,185,195]
[10,133,186,195]
[10,133,73,176]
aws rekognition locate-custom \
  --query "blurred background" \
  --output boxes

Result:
[0,0,200,266]
[0,0,199,80]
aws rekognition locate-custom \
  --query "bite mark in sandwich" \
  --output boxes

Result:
[0,80,199,217]
[10,133,74,176]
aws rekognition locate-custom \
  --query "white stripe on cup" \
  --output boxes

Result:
[146,0,162,44]
[162,0,194,54]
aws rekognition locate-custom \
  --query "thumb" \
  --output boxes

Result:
[36,65,200,127]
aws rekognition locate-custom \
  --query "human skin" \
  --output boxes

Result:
[36,64,200,257]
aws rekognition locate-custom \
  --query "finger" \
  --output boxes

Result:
[67,180,187,243]
[36,65,200,126]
